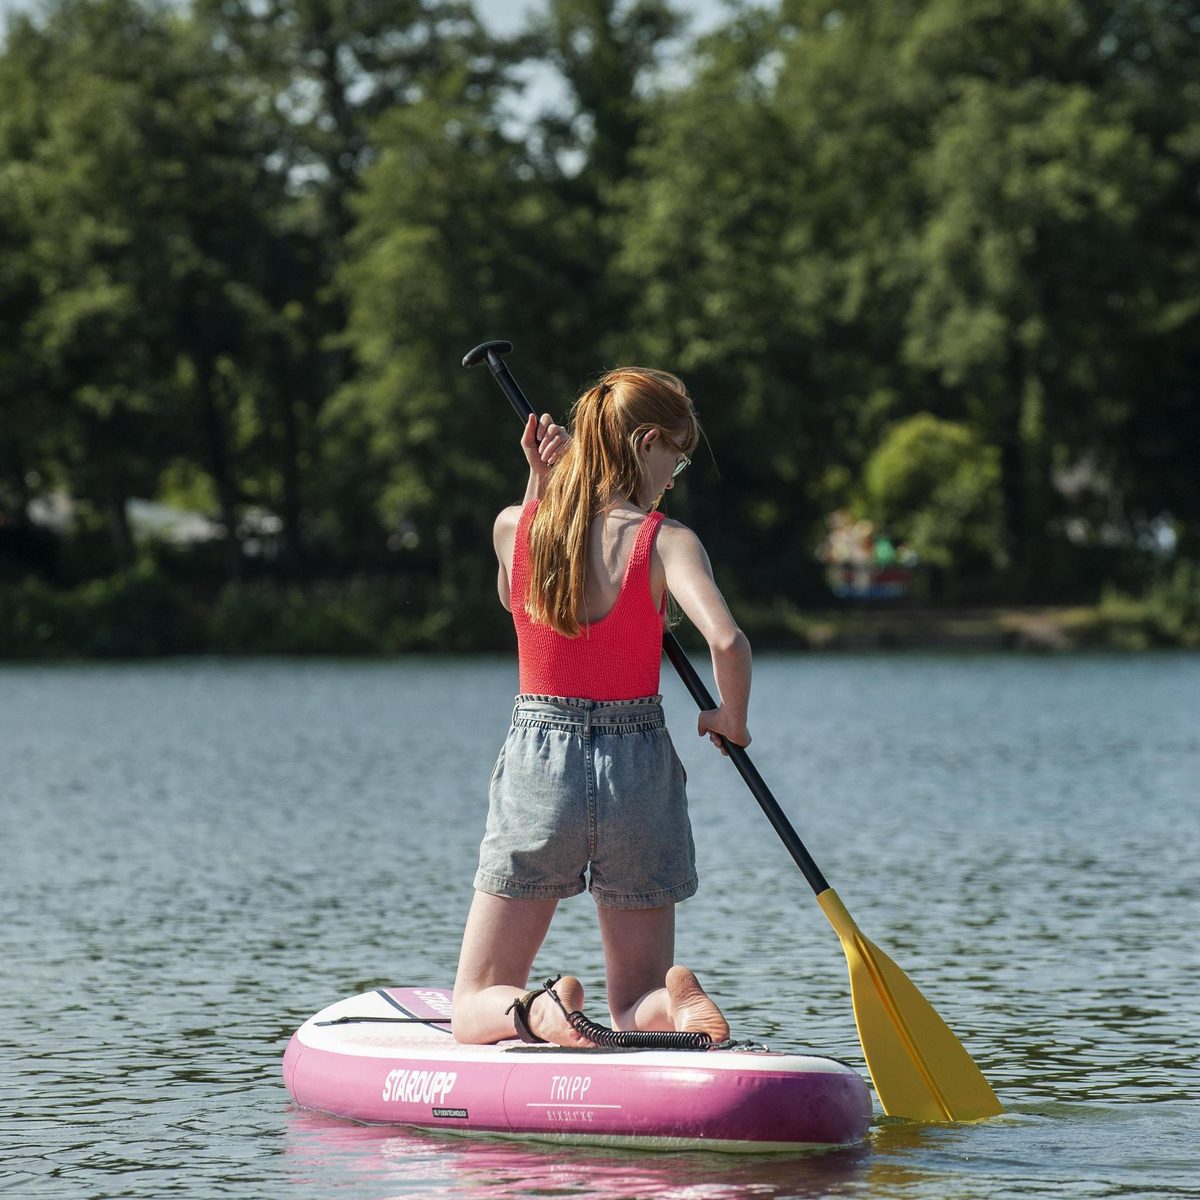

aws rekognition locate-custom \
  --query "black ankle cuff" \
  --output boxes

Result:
[505,988,548,1043]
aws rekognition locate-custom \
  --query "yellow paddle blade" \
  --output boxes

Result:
[817,888,1003,1123]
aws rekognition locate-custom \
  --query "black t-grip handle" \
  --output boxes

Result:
[462,340,513,370]
[463,341,536,428]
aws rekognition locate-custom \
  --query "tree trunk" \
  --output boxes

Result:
[280,372,303,580]
[193,349,243,581]
[1,434,33,527]
[1018,377,1054,598]
[105,477,135,568]
[998,351,1053,600]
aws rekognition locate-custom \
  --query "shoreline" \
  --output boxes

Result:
[1,570,1195,657]
[737,604,1195,653]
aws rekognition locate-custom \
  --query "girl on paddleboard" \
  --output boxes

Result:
[452,368,752,1047]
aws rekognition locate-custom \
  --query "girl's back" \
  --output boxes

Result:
[580,507,666,624]
[494,504,667,624]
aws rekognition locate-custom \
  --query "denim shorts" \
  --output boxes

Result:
[474,695,698,909]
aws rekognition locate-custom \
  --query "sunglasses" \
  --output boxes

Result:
[660,433,692,478]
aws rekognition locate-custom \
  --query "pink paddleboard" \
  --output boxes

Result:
[283,986,872,1152]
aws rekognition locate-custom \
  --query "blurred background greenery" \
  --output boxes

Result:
[1,0,1197,657]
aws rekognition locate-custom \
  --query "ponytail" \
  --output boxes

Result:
[525,368,698,637]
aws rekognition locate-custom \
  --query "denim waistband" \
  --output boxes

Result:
[512,694,665,732]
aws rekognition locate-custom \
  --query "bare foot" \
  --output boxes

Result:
[527,975,593,1048]
[666,965,730,1042]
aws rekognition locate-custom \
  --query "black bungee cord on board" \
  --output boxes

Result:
[540,975,717,1050]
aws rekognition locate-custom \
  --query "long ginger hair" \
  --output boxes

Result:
[526,367,700,637]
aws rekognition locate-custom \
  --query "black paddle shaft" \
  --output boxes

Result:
[463,340,831,897]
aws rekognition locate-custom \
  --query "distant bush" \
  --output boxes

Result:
[5,558,1193,658]
[0,561,203,657]
[0,577,67,657]
[859,414,1005,581]
[205,576,511,654]
[1096,559,1200,649]
[0,569,505,657]
[208,579,383,655]
[1146,559,1200,645]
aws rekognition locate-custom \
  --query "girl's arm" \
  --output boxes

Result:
[496,415,570,609]
[493,507,521,611]
[656,522,752,753]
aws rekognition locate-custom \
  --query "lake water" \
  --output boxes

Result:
[2,653,1197,1198]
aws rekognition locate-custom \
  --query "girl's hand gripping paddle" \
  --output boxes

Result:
[463,339,1002,1122]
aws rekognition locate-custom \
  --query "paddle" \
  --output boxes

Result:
[463,339,1002,1122]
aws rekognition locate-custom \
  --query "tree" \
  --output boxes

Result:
[337,0,694,624]
[860,413,1004,583]
[0,147,53,543]
[337,78,595,632]
[192,0,512,574]
[612,4,924,602]
[0,0,288,573]
[197,0,500,236]
[619,0,1200,602]
[526,0,683,189]
[513,0,689,342]
[896,0,1187,589]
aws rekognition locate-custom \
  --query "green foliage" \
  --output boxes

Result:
[334,82,565,612]
[525,0,683,186]
[1100,559,1200,649]
[0,561,202,657]
[611,12,843,598]
[207,580,380,655]
[0,0,291,571]
[2,0,1199,654]
[1146,560,1200,646]
[202,576,511,654]
[0,569,514,656]
[860,414,1004,575]
[335,0,689,615]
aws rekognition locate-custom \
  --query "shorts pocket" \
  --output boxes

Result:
[488,744,507,787]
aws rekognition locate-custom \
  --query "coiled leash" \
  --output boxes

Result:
[507,975,716,1050]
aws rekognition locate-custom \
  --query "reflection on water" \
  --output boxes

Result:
[283,1109,876,1199]
[2,654,1198,1198]
[280,1100,1200,1200]
[280,1101,1200,1200]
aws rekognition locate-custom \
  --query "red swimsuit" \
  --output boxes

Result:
[511,500,667,701]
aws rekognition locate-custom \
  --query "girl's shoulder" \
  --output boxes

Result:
[493,504,526,557]
[655,515,701,546]
[654,516,711,573]
[494,503,528,533]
